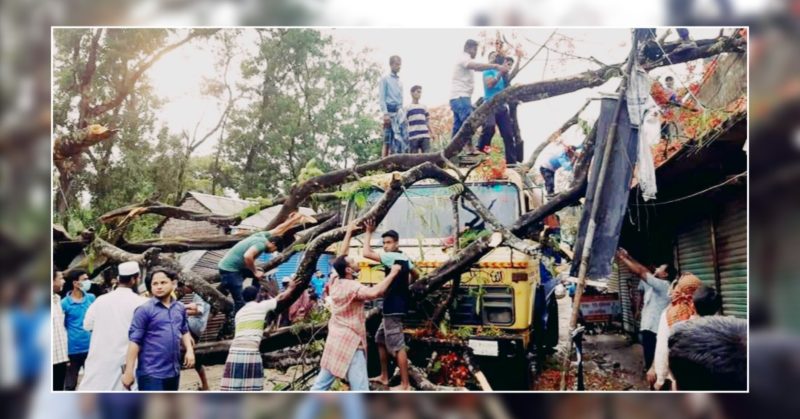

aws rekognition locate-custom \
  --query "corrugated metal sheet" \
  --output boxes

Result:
[714,198,747,318]
[188,191,253,216]
[237,205,316,231]
[677,218,716,288]
[260,251,334,291]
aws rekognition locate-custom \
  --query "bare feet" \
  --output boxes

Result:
[390,384,412,391]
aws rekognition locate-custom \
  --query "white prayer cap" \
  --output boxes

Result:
[118,261,140,276]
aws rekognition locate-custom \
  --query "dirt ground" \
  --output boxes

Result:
[532,294,649,391]
[180,364,317,391]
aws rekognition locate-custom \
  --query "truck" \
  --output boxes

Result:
[337,163,562,389]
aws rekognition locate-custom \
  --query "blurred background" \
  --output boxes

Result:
[1,0,798,417]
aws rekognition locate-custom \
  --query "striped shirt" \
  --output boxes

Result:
[231,299,277,351]
[52,294,69,365]
[406,104,431,141]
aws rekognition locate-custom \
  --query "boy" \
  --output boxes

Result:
[406,85,432,153]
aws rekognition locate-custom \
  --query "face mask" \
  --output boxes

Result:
[81,280,92,292]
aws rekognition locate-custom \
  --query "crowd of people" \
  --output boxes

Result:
[616,248,746,391]
[52,211,422,391]
[379,39,524,164]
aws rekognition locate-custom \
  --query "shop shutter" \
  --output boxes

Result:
[614,262,639,335]
[714,197,747,318]
[677,218,716,288]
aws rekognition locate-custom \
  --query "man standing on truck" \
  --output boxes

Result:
[363,220,415,391]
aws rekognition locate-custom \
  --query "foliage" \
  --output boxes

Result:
[452,326,475,340]
[238,197,274,219]
[458,228,491,249]
[297,158,325,183]
[226,29,382,198]
[428,351,472,388]
[333,181,376,209]
[474,145,507,180]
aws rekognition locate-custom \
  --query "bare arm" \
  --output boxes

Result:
[361,219,382,263]
[485,73,499,89]
[358,264,402,300]
[615,248,651,280]
[466,62,502,72]
[181,332,195,368]
[121,342,140,390]
[243,245,262,278]
[338,221,358,257]
[267,212,304,237]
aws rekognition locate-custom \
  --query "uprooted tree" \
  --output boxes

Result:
[53,29,746,387]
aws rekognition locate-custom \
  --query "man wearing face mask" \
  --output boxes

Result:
[61,268,96,390]
[310,221,403,391]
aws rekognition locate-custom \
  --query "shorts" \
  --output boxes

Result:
[409,137,430,152]
[375,315,406,354]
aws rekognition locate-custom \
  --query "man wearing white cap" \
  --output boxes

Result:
[79,261,148,390]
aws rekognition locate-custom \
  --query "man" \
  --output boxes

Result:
[362,220,416,391]
[280,277,315,326]
[80,261,148,390]
[218,211,314,315]
[668,316,747,391]
[477,52,517,163]
[52,269,69,390]
[311,222,404,391]
[406,85,432,154]
[61,269,96,390]
[539,145,577,197]
[450,39,507,152]
[693,285,722,316]
[122,268,194,391]
[615,248,672,384]
[181,281,211,391]
[663,76,679,103]
[379,55,407,157]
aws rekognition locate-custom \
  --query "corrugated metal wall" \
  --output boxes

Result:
[613,262,640,335]
[677,218,717,288]
[714,197,747,318]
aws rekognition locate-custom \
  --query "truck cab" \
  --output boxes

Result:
[336,165,559,389]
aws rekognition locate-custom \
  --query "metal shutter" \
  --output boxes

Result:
[714,198,747,318]
[614,262,640,335]
[677,218,716,288]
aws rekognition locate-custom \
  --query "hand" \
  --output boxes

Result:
[254,270,265,281]
[364,219,376,234]
[383,114,391,126]
[346,221,358,233]
[184,350,196,369]
[121,370,135,390]
[646,368,657,387]
[185,303,200,316]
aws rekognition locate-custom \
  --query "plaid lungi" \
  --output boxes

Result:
[220,348,264,391]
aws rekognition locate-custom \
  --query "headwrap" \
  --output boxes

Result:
[667,273,703,327]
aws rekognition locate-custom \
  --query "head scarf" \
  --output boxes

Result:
[667,273,703,327]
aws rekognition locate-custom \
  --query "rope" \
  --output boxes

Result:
[631,171,746,206]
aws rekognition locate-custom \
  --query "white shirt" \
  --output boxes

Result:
[79,287,147,390]
[450,52,478,99]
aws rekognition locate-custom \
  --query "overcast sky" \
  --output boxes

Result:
[145,27,728,163]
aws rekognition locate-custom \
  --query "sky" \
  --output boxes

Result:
[145,27,729,163]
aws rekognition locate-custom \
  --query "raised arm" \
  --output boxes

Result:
[484,72,500,89]
[361,219,382,263]
[615,248,652,281]
[267,211,310,237]
[358,264,402,300]
[338,221,358,257]
[466,62,503,72]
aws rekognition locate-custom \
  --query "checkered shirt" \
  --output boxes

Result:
[52,294,69,364]
[319,279,369,379]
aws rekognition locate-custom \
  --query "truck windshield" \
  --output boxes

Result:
[357,183,520,239]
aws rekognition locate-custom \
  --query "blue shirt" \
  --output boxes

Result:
[310,275,327,298]
[379,73,403,114]
[129,298,189,379]
[638,274,671,333]
[12,307,48,379]
[482,69,506,101]
[61,292,96,355]
[544,152,573,172]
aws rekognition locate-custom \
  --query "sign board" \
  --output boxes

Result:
[580,293,621,323]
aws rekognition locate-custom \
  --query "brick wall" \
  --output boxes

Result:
[160,197,223,238]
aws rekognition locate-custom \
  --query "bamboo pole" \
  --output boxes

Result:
[559,30,638,391]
